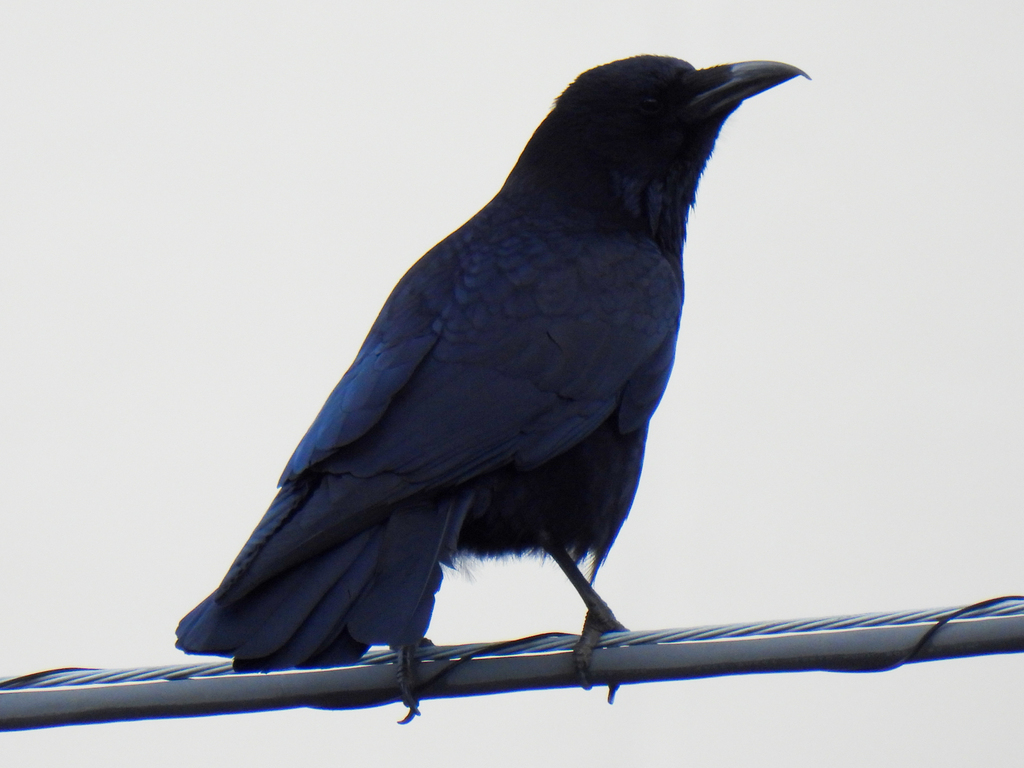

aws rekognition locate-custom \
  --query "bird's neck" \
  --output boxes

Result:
[501,155,691,266]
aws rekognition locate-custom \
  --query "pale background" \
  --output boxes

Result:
[2,2,1023,765]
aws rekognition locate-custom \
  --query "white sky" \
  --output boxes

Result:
[2,2,1023,765]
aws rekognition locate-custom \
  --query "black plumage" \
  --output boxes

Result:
[176,55,804,676]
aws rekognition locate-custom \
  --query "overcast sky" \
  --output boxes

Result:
[2,2,1023,765]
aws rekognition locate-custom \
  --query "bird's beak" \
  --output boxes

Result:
[687,61,808,120]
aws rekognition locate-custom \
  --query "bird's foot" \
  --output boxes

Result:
[396,645,421,724]
[573,606,626,690]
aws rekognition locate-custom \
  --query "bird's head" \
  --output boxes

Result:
[508,55,806,255]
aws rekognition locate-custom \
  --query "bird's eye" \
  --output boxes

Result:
[638,97,663,115]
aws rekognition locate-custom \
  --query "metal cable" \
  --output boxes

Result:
[3,596,1022,691]
[2,596,1023,731]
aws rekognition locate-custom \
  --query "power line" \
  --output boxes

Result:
[2,596,1022,731]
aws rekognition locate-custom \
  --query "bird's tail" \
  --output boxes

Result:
[175,493,471,670]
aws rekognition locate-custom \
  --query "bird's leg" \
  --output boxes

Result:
[395,645,421,724]
[542,538,626,690]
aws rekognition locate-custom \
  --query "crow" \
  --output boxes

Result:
[176,55,805,714]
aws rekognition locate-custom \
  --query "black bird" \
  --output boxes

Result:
[176,55,804,710]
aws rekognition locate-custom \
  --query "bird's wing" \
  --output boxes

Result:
[281,243,458,483]
[219,228,682,599]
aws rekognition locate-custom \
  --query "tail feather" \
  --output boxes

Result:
[233,529,382,669]
[176,526,380,660]
[346,502,454,646]
[175,491,473,670]
[233,527,381,662]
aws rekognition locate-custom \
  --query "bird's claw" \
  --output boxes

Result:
[396,645,421,724]
[573,606,626,690]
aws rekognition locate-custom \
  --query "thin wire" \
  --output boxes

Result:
[837,595,1024,672]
